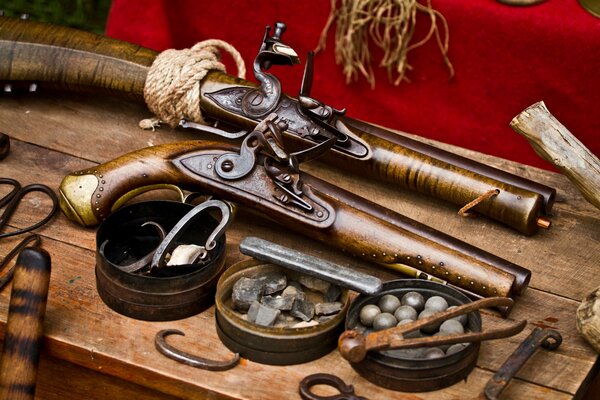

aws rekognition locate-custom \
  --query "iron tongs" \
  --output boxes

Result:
[338,297,527,363]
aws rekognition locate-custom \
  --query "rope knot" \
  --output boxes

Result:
[142,39,246,128]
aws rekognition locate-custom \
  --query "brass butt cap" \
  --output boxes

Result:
[58,174,100,227]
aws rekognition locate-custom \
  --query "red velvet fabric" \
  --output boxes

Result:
[106,0,600,170]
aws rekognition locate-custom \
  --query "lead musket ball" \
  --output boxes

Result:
[359,304,381,327]
[446,343,469,356]
[373,313,397,331]
[378,294,401,314]
[418,308,442,334]
[424,295,449,313]
[439,319,465,335]
[423,347,446,359]
[394,305,418,322]
[401,291,425,312]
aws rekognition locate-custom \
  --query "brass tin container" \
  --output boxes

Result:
[96,201,226,321]
[215,259,350,365]
[345,279,481,392]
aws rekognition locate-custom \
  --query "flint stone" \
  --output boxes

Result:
[259,271,287,295]
[293,320,319,329]
[254,304,280,327]
[324,285,342,302]
[232,277,264,311]
[291,299,315,321]
[282,285,306,302]
[276,313,298,324]
[261,294,294,310]
[299,275,330,293]
[287,280,303,292]
[315,302,343,316]
[247,300,261,323]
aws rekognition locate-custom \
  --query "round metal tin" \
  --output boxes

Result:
[215,259,349,365]
[345,279,481,392]
[96,201,226,321]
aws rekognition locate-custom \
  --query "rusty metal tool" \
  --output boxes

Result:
[338,297,527,363]
[299,373,367,400]
[0,246,51,399]
[155,329,240,371]
[484,327,562,400]
[239,236,383,295]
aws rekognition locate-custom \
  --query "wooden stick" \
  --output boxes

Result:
[510,101,600,210]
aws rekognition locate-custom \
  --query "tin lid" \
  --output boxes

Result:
[239,236,382,295]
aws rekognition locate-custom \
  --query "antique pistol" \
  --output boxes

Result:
[59,115,527,312]
[0,16,555,235]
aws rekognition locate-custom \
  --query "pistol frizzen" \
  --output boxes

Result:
[0,16,555,235]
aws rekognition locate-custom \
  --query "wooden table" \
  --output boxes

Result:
[0,92,598,399]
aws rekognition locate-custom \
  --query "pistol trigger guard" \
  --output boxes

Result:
[111,184,185,212]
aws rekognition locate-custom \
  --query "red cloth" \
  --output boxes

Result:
[106,0,600,171]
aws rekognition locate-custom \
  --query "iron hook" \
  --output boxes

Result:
[155,329,240,371]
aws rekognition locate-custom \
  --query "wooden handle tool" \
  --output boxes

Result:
[0,247,51,400]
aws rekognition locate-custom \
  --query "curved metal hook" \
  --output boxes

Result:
[155,329,240,371]
[299,373,367,400]
[150,200,232,269]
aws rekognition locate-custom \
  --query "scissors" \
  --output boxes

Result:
[0,178,58,289]
[0,177,59,239]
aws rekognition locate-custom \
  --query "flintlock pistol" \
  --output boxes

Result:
[0,16,555,235]
[59,115,525,311]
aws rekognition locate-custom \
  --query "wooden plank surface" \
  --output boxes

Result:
[0,92,598,399]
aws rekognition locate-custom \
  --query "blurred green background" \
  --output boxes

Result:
[1,0,111,34]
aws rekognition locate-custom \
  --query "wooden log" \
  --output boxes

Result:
[510,101,600,210]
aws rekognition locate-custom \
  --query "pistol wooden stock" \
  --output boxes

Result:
[58,140,524,306]
[0,248,51,400]
[0,16,555,235]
